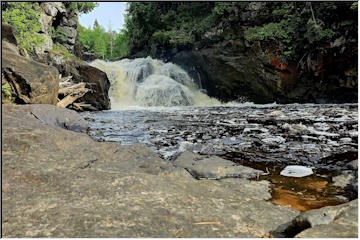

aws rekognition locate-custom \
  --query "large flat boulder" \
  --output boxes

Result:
[2,104,299,237]
[2,49,59,105]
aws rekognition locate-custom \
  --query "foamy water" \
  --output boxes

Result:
[90,57,225,109]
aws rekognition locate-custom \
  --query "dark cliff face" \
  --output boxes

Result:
[130,2,358,104]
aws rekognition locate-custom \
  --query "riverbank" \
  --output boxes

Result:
[2,104,358,237]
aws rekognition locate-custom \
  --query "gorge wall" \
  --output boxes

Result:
[127,2,358,104]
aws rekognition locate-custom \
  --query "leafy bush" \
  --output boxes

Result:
[2,82,12,102]
[50,42,74,60]
[2,2,44,55]
[64,2,98,14]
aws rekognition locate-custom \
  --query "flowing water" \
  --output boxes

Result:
[84,57,358,212]
[90,57,223,108]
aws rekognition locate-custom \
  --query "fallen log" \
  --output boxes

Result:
[57,74,95,111]
[58,82,87,96]
[72,102,97,111]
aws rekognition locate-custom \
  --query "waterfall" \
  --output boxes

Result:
[90,57,221,108]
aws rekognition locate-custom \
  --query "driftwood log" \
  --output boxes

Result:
[56,76,93,111]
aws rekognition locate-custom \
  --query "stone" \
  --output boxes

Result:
[40,2,66,17]
[82,52,98,62]
[76,63,111,110]
[55,26,77,40]
[34,34,53,60]
[261,136,286,145]
[346,160,357,170]
[2,104,88,132]
[332,171,354,188]
[1,23,17,45]
[47,57,111,111]
[2,40,19,55]
[2,104,299,237]
[282,123,308,135]
[339,137,352,143]
[39,13,53,34]
[67,15,78,27]
[295,200,358,238]
[271,200,358,238]
[2,48,59,105]
[174,151,264,179]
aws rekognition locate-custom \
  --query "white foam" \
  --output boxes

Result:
[90,57,221,108]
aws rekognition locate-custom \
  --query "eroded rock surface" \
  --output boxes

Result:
[272,200,358,238]
[175,151,263,179]
[2,49,59,105]
[3,104,299,237]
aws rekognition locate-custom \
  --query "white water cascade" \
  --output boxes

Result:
[90,57,221,108]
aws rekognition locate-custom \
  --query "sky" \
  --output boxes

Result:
[79,2,127,32]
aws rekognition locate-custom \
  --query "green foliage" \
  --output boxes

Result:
[64,2,98,14]
[350,2,358,10]
[2,2,44,55]
[244,3,338,60]
[124,2,245,51]
[123,1,355,69]
[2,82,12,101]
[78,23,129,60]
[50,43,74,60]
[153,30,195,46]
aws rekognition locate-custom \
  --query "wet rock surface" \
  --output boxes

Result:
[83,103,358,211]
[83,103,357,168]
[3,104,302,237]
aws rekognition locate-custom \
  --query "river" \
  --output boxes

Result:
[82,58,358,212]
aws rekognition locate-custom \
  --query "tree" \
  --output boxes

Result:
[93,19,100,28]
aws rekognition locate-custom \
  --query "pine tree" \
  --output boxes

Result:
[93,19,99,29]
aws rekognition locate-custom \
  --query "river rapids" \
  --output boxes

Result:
[84,57,358,211]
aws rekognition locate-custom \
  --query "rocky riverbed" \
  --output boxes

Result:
[83,103,358,210]
[2,104,358,237]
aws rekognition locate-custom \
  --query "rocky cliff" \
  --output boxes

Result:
[1,2,110,110]
[128,2,358,104]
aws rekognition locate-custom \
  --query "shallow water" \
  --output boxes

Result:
[82,103,358,211]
